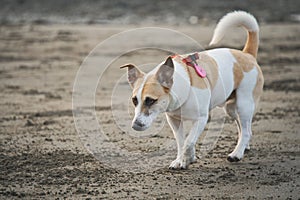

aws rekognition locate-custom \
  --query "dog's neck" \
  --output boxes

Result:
[166,60,191,112]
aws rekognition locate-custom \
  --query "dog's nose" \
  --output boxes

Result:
[132,119,146,131]
[134,119,144,127]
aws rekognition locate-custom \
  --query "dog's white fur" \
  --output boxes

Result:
[210,11,259,45]
[121,11,264,169]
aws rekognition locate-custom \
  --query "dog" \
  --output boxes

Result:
[121,11,264,169]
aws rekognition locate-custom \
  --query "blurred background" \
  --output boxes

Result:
[0,0,299,25]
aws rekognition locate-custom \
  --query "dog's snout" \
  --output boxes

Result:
[132,119,147,131]
[134,119,144,127]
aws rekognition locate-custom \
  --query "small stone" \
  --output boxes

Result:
[25,119,35,126]
[43,120,55,125]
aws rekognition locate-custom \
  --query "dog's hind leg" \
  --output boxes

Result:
[225,96,251,151]
[227,70,259,162]
[227,96,255,162]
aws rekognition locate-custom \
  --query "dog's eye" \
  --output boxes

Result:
[144,97,158,107]
[132,96,138,106]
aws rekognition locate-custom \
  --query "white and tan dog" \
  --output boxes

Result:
[121,11,264,169]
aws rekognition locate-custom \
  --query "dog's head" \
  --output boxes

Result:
[121,57,174,131]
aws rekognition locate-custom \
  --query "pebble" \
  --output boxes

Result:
[25,119,35,126]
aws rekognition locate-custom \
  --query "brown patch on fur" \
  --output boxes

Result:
[142,75,168,99]
[253,65,264,104]
[233,63,244,89]
[186,65,207,89]
[140,74,168,115]
[173,53,219,90]
[243,31,259,58]
[231,49,261,90]
[231,49,257,72]
[198,53,219,89]
[141,106,150,116]
[231,49,264,108]
[132,78,145,97]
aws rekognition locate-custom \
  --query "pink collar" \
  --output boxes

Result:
[173,53,206,78]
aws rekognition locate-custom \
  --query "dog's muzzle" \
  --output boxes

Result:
[132,119,147,131]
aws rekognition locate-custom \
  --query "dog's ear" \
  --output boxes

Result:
[120,64,145,88]
[156,56,174,89]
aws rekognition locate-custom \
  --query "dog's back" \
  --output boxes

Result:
[207,11,264,110]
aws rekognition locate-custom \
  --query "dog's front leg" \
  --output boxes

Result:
[166,114,185,169]
[170,115,208,169]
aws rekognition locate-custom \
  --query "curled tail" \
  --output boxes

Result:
[209,11,259,58]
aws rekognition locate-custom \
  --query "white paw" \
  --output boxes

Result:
[227,151,243,162]
[169,158,187,169]
[168,156,196,170]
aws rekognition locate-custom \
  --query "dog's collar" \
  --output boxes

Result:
[172,53,207,78]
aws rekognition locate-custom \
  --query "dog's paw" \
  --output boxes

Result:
[168,155,196,170]
[169,158,188,170]
[227,156,241,162]
[227,152,243,162]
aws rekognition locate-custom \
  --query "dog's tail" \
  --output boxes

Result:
[209,11,259,58]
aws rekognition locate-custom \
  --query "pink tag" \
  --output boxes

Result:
[194,64,206,78]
